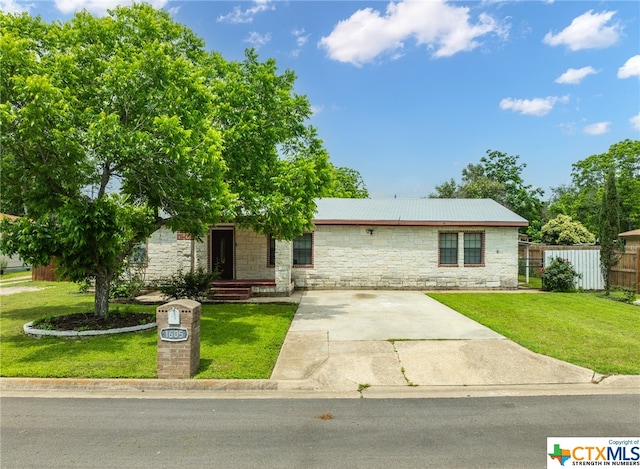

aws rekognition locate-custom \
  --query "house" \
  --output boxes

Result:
[0,213,30,274]
[619,229,640,250]
[142,198,528,296]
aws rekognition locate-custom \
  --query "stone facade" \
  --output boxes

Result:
[145,227,207,281]
[144,224,519,290]
[292,225,519,290]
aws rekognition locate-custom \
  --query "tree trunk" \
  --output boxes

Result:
[94,271,112,319]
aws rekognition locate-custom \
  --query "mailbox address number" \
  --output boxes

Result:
[160,327,189,342]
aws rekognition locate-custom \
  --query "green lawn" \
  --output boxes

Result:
[429,292,640,375]
[0,282,296,379]
[518,274,542,290]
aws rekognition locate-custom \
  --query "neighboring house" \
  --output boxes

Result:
[0,213,30,273]
[619,229,640,250]
[143,198,528,295]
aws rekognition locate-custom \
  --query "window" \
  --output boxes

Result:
[268,233,314,267]
[129,242,148,265]
[293,233,313,266]
[439,232,458,266]
[464,232,485,266]
[268,237,276,267]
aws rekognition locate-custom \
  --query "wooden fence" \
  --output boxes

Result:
[611,248,639,292]
[31,258,62,282]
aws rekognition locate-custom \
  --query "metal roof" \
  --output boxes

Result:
[313,198,528,226]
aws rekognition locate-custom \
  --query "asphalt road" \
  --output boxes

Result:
[1,395,638,468]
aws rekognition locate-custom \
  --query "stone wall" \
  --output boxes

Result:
[144,224,520,289]
[291,225,519,289]
[145,227,206,281]
[234,229,272,279]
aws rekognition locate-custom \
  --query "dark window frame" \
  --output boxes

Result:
[267,233,314,268]
[293,232,313,267]
[463,231,485,267]
[438,232,459,267]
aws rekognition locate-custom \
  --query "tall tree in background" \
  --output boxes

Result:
[598,168,623,294]
[0,6,342,318]
[430,150,544,236]
[325,166,369,198]
[549,139,640,234]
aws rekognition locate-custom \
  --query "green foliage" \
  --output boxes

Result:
[324,166,369,198]
[156,266,219,301]
[540,214,595,245]
[541,258,582,292]
[0,6,343,317]
[430,150,544,235]
[110,273,145,300]
[549,139,640,234]
[598,168,625,294]
[210,49,334,240]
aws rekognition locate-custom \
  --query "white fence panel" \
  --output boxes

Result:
[544,250,604,290]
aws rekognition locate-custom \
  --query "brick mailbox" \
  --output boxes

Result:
[156,299,201,379]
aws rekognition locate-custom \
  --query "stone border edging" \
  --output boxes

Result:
[23,321,157,338]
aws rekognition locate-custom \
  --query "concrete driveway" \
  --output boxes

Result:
[271,290,596,391]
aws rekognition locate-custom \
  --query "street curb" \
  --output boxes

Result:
[2,376,639,399]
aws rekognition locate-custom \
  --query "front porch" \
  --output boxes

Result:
[208,279,295,301]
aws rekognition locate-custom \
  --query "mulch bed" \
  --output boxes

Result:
[33,312,156,331]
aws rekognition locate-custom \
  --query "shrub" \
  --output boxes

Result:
[541,214,595,245]
[155,266,219,301]
[110,273,145,299]
[541,257,582,292]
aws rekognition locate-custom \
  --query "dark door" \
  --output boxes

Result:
[211,229,234,280]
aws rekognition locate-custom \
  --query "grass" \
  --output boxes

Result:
[0,271,33,283]
[429,292,640,375]
[518,274,542,290]
[1,281,296,379]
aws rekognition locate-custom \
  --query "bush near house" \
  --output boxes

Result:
[541,257,582,292]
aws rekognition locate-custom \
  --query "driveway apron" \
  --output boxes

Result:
[271,290,594,390]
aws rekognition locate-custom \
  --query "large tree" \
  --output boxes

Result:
[0,6,334,318]
[549,139,640,234]
[209,49,333,239]
[430,150,544,236]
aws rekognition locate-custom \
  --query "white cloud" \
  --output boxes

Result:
[293,29,309,48]
[543,10,621,51]
[290,28,310,58]
[310,105,323,116]
[319,0,508,66]
[499,96,569,116]
[555,66,598,85]
[54,0,167,15]
[0,0,30,13]
[618,55,640,79]
[217,0,273,24]
[583,122,610,135]
[244,31,271,49]
[631,113,640,131]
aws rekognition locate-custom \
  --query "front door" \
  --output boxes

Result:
[211,229,234,280]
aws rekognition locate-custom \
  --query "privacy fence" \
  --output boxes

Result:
[610,248,639,292]
[519,244,638,292]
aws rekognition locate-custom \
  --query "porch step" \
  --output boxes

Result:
[208,286,252,301]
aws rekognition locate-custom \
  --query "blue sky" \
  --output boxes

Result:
[4,0,640,199]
